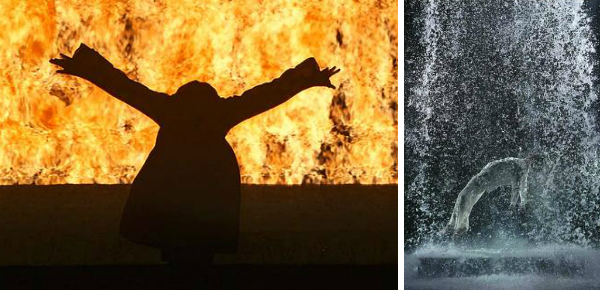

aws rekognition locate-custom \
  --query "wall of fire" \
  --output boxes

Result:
[0,0,398,185]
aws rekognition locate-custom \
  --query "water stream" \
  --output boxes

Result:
[406,1,600,288]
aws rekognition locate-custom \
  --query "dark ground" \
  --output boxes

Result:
[0,265,396,290]
[0,184,397,289]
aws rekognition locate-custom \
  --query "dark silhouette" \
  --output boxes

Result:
[50,43,339,266]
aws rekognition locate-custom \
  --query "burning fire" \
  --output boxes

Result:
[0,0,397,185]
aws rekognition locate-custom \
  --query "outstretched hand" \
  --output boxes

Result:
[295,57,341,89]
[50,43,109,78]
[314,67,341,89]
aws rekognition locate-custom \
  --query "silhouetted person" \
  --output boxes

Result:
[441,154,545,238]
[50,43,340,266]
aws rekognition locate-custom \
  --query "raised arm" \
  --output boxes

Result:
[50,44,168,124]
[222,57,339,127]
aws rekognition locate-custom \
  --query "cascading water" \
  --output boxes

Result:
[405,1,600,289]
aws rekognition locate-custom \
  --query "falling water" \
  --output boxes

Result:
[406,0,599,250]
[405,1,600,288]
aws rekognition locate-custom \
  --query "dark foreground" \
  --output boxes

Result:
[0,185,397,288]
[0,265,397,290]
[0,184,396,265]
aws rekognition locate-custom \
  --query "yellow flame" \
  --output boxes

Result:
[0,0,398,185]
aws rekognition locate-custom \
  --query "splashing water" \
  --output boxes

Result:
[406,0,599,249]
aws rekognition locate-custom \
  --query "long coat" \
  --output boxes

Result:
[82,50,318,253]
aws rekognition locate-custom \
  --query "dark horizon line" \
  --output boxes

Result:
[0,183,399,187]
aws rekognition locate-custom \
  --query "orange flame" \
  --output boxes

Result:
[0,0,398,185]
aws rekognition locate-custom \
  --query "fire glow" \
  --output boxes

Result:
[0,0,398,185]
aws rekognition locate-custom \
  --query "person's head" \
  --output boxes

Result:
[174,80,220,104]
[171,81,221,119]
